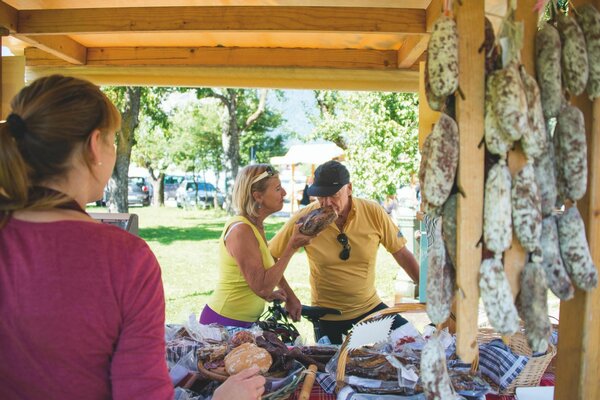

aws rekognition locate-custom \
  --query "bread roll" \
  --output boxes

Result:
[224,342,272,375]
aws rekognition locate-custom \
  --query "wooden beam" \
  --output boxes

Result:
[25,64,419,92]
[425,0,443,32]
[5,0,432,9]
[15,35,86,64]
[0,1,17,33]
[26,46,399,70]
[17,6,426,35]
[454,0,485,363]
[398,34,429,69]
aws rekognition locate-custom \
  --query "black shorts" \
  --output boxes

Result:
[316,302,408,345]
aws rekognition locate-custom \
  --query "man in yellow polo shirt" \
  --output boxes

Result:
[269,161,420,344]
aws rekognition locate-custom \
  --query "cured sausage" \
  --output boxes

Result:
[422,114,459,207]
[427,16,459,98]
[535,23,563,119]
[421,334,463,400]
[554,104,587,202]
[557,206,598,291]
[511,163,542,253]
[492,64,529,142]
[517,261,551,354]
[484,161,512,254]
[557,13,589,96]
[426,217,455,325]
[576,4,600,99]
[479,257,520,336]
[540,216,574,300]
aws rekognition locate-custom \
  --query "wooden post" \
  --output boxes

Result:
[454,1,485,363]
[418,61,440,149]
[553,4,600,397]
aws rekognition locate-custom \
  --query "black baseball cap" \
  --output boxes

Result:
[307,160,350,197]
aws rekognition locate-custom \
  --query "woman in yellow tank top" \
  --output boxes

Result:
[200,164,314,327]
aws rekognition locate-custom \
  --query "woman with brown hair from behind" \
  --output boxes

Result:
[0,75,265,400]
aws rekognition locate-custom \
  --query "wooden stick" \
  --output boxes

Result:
[298,364,318,400]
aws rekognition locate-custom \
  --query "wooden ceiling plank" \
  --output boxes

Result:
[17,6,426,35]
[397,34,428,69]
[15,34,86,64]
[0,1,18,33]
[24,63,420,92]
[425,0,443,32]
[26,46,400,70]
[5,1,432,9]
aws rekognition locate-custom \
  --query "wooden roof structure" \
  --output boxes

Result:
[1,1,599,398]
[0,0,509,90]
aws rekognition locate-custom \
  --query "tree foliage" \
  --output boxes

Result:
[309,91,419,202]
[195,88,287,209]
[101,86,173,212]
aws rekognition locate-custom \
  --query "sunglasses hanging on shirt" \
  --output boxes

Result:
[337,233,351,260]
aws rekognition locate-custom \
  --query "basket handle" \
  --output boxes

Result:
[335,304,421,390]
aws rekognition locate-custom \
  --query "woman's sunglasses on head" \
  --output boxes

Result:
[251,165,275,185]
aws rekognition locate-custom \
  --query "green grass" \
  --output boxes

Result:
[104,206,401,343]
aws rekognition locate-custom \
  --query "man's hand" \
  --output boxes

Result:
[213,366,265,400]
[264,289,287,302]
[285,295,302,322]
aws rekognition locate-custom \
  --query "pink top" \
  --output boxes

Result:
[0,216,173,400]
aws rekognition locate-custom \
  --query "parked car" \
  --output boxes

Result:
[176,180,225,209]
[164,175,185,200]
[128,176,151,206]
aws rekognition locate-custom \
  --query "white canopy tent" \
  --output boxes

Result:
[270,142,344,212]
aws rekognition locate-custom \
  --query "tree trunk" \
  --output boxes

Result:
[147,165,164,207]
[222,90,240,212]
[110,87,141,213]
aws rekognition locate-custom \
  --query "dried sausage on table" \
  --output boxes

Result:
[421,334,463,400]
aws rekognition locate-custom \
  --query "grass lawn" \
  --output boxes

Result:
[108,206,402,342]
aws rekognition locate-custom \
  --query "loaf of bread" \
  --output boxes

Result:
[298,206,337,235]
[224,342,272,375]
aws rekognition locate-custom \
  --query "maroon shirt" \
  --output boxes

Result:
[0,217,173,400]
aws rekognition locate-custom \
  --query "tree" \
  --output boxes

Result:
[195,88,285,209]
[309,91,420,202]
[102,86,171,212]
[169,99,225,207]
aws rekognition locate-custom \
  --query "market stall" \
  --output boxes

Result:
[1,0,599,398]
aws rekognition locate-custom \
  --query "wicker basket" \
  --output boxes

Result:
[477,328,556,395]
[198,359,306,400]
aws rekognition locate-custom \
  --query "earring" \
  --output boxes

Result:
[97,161,103,166]
[257,203,262,209]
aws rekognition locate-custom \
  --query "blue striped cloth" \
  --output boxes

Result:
[478,339,529,391]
